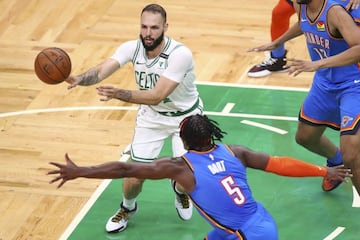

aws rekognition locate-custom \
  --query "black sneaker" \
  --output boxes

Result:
[247,50,289,78]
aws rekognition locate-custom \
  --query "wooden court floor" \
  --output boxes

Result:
[0,0,316,239]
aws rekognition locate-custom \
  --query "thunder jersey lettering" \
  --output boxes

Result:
[300,0,360,85]
[182,144,258,232]
[111,36,199,113]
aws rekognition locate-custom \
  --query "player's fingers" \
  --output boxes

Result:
[67,82,80,90]
[49,176,62,184]
[47,170,61,175]
[99,96,111,101]
[49,162,63,168]
[57,180,66,188]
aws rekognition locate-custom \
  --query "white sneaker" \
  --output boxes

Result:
[105,202,137,233]
[171,179,193,220]
[174,194,193,220]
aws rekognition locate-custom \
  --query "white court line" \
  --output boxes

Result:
[241,120,288,135]
[206,111,297,121]
[59,152,131,240]
[221,103,235,114]
[0,107,298,121]
[196,81,310,92]
[1,83,352,240]
[0,106,138,118]
[352,186,360,208]
[323,227,345,240]
[59,179,112,240]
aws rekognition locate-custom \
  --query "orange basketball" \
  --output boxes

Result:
[34,47,71,84]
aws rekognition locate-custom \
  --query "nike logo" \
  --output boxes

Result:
[301,18,307,22]
[354,79,360,83]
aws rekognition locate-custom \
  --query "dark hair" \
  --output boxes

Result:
[180,114,227,150]
[141,4,167,23]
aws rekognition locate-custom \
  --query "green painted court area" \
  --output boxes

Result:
[67,84,359,240]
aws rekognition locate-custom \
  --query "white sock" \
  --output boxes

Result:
[122,195,136,210]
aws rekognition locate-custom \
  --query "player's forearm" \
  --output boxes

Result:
[317,46,360,69]
[273,23,303,46]
[77,67,102,86]
[77,162,127,179]
[265,156,327,177]
[114,89,163,105]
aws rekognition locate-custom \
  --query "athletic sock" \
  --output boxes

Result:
[327,149,343,167]
[271,44,286,58]
[122,196,136,210]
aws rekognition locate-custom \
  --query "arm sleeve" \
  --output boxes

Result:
[265,156,327,177]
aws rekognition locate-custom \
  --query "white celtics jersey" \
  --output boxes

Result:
[110,36,199,113]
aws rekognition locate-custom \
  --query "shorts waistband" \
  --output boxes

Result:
[157,98,200,117]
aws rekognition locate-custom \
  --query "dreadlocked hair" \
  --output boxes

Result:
[180,114,227,150]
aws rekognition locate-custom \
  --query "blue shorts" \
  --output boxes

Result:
[299,80,360,135]
[205,203,278,240]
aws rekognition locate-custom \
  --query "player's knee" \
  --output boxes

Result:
[295,132,309,147]
[124,177,145,186]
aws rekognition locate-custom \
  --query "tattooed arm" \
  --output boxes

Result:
[66,58,120,89]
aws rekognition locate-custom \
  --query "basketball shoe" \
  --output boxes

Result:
[322,161,343,192]
[171,179,193,220]
[247,51,289,78]
[105,202,138,233]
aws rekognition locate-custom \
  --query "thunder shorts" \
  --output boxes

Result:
[205,203,278,240]
[299,81,360,135]
[130,99,203,162]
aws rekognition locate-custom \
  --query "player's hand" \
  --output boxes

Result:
[96,85,118,101]
[48,153,80,188]
[325,165,352,183]
[97,86,132,102]
[347,0,360,10]
[247,42,280,52]
[287,58,321,77]
[65,75,82,90]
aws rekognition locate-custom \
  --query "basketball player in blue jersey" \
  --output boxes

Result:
[248,0,360,195]
[64,4,202,233]
[48,114,351,240]
[247,0,359,78]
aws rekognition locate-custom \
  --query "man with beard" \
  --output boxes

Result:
[248,0,360,195]
[65,3,202,233]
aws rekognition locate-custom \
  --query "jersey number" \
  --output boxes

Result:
[313,47,328,59]
[221,175,246,205]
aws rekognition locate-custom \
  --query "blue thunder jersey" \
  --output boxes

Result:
[300,0,360,88]
[182,144,258,234]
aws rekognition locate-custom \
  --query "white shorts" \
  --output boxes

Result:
[130,99,203,162]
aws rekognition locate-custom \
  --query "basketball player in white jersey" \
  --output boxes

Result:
[65,3,203,233]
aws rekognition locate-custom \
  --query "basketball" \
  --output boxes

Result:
[34,47,72,84]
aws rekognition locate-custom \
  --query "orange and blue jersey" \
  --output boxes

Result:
[300,0,360,87]
[182,144,278,240]
[298,0,360,135]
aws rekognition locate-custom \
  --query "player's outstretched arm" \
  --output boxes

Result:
[264,156,352,182]
[247,22,303,53]
[230,145,352,182]
[66,58,120,89]
[48,153,130,188]
[48,153,187,189]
